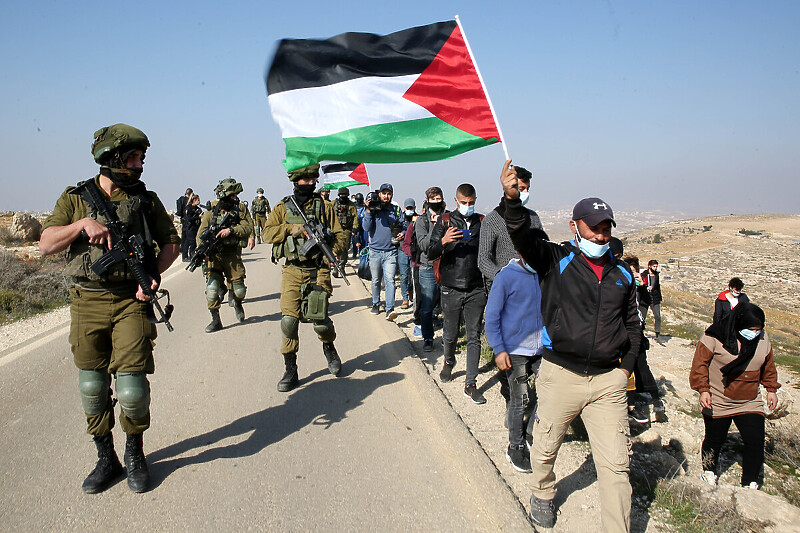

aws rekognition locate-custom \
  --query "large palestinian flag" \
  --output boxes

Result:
[266,20,501,172]
[320,162,370,190]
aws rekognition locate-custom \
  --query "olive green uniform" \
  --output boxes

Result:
[263,195,347,355]
[332,198,359,266]
[197,200,253,310]
[251,196,270,243]
[42,175,180,436]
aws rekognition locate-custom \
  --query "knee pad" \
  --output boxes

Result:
[232,281,247,300]
[115,372,150,420]
[205,274,223,304]
[78,369,111,415]
[313,317,334,336]
[280,315,299,339]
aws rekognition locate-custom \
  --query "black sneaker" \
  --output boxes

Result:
[464,384,486,405]
[629,404,650,424]
[506,444,532,473]
[439,363,454,382]
[653,405,668,423]
[370,304,381,315]
[423,339,434,352]
[529,494,556,528]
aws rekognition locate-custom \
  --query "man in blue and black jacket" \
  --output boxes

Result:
[501,160,640,533]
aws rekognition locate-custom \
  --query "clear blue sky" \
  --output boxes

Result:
[1,0,798,216]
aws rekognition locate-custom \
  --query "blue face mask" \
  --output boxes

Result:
[405,209,415,216]
[519,191,530,206]
[574,227,609,259]
[739,328,760,341]
[521,261,537,274]
[730,290,740,298]
[458,203,475,217]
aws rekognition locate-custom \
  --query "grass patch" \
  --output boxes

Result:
[774,355,800,376]
[0,226,25,247]
[765,422,800,505]
[0,249,70,324]
[678,403,703,419]
[652,480,769,533]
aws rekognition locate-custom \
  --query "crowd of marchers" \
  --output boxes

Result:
[41,124,781,533]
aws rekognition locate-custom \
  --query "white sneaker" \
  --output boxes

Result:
[701,470,717,486]
[743,481,759,490]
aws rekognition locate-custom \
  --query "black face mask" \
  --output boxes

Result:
[217,196,236,212]
[100,166,146,194]
[428,201,443,213]
[293,184,316,204]
[338,195,349,203]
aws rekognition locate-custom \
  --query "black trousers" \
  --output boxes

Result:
[702,413,765,485]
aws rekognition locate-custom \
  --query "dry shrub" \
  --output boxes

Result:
[0,249,69,321]
[765,421,800,506]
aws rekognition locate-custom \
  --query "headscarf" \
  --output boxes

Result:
[704,302,766,376]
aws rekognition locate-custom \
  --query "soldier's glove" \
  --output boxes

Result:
[289,224,306,238]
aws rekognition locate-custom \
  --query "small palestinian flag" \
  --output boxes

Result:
[320,162,370,190]
[266,20,501,172]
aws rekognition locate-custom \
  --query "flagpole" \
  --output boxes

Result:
[455,14,510,161]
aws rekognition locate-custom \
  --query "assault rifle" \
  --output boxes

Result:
[287,196,349,285]
[73,180,174,332]
[186,212,233,273]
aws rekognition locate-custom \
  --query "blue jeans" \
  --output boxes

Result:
[418,265,438,341]
[369,248,397,311]
[397,249,413,301]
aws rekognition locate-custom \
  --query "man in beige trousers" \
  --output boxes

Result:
[500,160,641,532]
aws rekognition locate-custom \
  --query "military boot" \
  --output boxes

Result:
[233,299,245,322]
[82,433,124,494]
[124,433,150,493]
[322,342,341,376]
[205,309,223,333]
[277,353,299,392]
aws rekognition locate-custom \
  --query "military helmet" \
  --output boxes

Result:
[215,177,244,199]
[92,123,150,165]
[354,192,364,202]
[287,163,320,182]
[256,188,264,194]
[338,187,350,196]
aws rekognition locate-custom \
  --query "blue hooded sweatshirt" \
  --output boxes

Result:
[485,258,544,357]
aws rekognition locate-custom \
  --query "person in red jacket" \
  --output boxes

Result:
[713,277,749,326]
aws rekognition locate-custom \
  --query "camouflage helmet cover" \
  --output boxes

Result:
[256,188,264,194]
[215,177,244,199]
[338,187,350,196]
[287,163,320,182]
[92,123,150,164]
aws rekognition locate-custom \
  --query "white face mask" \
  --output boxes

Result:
[519,191,530,206]
[458,203,475,217]
[574,224,609,259]
[738,328,760,341]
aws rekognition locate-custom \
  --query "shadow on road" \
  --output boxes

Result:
[147,338,411,489]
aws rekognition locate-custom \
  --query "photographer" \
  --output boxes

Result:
[363,183,401,321]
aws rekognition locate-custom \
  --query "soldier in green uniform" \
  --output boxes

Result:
[197,177,254,332]
[331,187,359,275]
[39,124,180,494]
[251,188,271,244]
[263,164,348,392]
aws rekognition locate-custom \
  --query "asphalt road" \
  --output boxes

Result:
[0,246,531,532]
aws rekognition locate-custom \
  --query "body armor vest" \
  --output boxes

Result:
[272,196,326,265]
[211,201,247,249]
[333,199,355,229]
[252,197,269,214]
[65,181,154,284]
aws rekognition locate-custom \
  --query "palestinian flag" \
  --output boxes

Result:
[320,162,370,190]
[266,20,501,172]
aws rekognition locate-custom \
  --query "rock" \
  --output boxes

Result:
[733,485,800,533]
[632,428,662,451]
[10,213,42,241]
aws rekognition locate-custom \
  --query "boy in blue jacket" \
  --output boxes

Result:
[485,254,544,473]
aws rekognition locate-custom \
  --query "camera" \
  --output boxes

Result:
[366,191,382,211]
